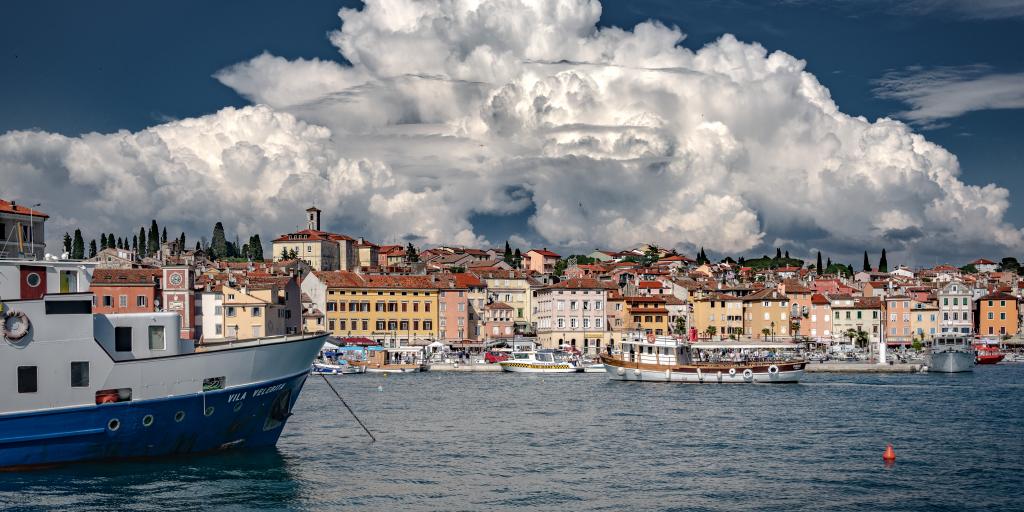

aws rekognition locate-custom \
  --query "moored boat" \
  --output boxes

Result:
[974,344,1005,365]
[926,335,974,373]
[600,333,805,383]
[0,259,326,469]
[351,346,429,373]
[498,349,584,373]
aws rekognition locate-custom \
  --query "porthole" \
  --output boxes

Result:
[26,273,41,288]
[142,414,154,427]
[233,402,243,413]
[174,410,185,423]
[108,418,120,431]
[204,406,215,417]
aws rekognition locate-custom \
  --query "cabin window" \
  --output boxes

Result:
[149,326,166,350]
[17,366,37,393]
[114,326,133,352]
[71,361,89,387]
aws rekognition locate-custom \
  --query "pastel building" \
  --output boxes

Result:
[938,280,973,334]
[525,249,560,274]
[976,291,1018,337]
[533,278,610,353]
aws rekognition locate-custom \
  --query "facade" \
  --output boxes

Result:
[438,276,471,341]
[90,269,161,314]
[692,293,744,339]
[976,291,1019,337]
[272,229,340,271]
[909,301,940,340]
[473,270,536,328]
[161,266,196,340]
[533,278,610,352]
[199,289,224,339]
[938,280,973,334]
[0,199,47,260]
[806,293,832,340]
[525,249,560,274]
[742,289,790,339]
[303,271,441,346]
[355,238,379,270]
[831,296,882,344]
[884,295,913,345]
[221,282,293,339]
[779,282,812,336]
[90,248,137,269]
[482,302,514,340]
[624,296,669,335]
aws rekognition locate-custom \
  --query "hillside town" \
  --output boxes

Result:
[4,200,1023,356]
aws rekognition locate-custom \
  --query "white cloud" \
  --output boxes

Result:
[2,0,1022,264]
[874,65,1024,127]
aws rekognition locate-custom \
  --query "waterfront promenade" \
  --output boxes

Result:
[428,361,924,373]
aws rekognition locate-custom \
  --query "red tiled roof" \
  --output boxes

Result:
[528,249,560,258]
[487,301,514,310]
[0,199,48,218]
[811,293,830,305]
[272,229,335,242]
[972,258,996,265]
[91,268,161,286]
[638,280,663,289]
[546,278,615,290]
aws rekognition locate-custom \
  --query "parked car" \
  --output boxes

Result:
[484,351,510,363]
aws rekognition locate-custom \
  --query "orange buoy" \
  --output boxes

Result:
[883,443,896,461]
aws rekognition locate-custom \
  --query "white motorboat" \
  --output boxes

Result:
[498,349,583,373]
[926,335,974,373]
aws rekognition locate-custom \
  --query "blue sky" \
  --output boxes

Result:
[2,0,1023,263]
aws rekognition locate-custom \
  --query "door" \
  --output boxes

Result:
[20,265,47,300]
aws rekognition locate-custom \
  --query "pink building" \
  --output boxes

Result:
[483,302,514,340]
[525,249,560,274]
[779,281,812,335]
[806,293,833,341]
[885,295,913,344]
[439,275,472,341]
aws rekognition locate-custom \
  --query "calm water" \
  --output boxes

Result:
[2,365,1023,511]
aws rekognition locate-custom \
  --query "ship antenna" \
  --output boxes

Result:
[320,374,377,442]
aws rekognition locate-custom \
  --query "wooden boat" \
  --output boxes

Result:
[600,333,805,383]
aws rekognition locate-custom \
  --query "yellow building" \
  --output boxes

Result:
[692,293,745,339]
[742,289,790,339]
[625,296,669,335]
[222,283,288,339]
[909,300,940,340]
[303,271,441,346]
[473,269,539,327]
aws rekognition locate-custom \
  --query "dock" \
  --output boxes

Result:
[806,362,924,373]
[429,363,503,372]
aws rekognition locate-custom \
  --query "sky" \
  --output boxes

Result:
[1,0,1023,267]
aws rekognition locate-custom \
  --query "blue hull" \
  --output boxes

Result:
[0,370,311,469]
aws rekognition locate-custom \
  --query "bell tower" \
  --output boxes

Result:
[306,206,321,231]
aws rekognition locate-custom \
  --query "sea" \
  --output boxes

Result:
[2,365,1022,512]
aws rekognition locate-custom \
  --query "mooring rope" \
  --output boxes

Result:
[320,373,376,443]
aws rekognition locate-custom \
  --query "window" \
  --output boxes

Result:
[103,295,113,307]
[214,305,222,315]
[252,326,261,337]
[148,326,166,350]
[215,324,223,335]
[570,318,578,328]
[401,302,408,312]
[17,366,37,393]
[425,303,431,312]
[327,302,337,312]
[252,307,261,317]
[557,318,564,328]
[71,361,89,387]
[423,320,432,330]
[376,320,386,330]
[114,326,132,352]
[400,320,409,330]
[1001,312,1006,320]
[329,319,335,331]
[226,306,236,317]
[458,303,464,312]
[989,312,994,320]
[413,302,420,312]
[137,295,147,307]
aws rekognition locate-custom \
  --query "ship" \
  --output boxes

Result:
[974,343,1005,365]
[600,333,805,383]
[926,334,975,373]
[0,259,327,469]
[498,348,584,373]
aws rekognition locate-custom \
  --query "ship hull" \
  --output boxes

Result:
[0,369,310,469]
[927,351,975,373]
[498,362,583,373]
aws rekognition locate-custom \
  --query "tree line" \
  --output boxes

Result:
[62,220,264,261]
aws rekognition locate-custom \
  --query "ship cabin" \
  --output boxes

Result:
[619,334,689,366]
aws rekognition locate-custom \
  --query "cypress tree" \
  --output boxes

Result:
[211,222,227,259]
[132,235,138,253]
[63,232,72,253]
[784,250,790,259]
[513,248,522,268]
[195,241,202,252]
[104,233,112,249]
[846,264,854,276]
[816,251,823,275]
[862,251,871,272]
[775,248,782,259]
[161,227,167,244]
[88,240,97,258]
[148,220,160,256]
[406,242,418,263]
[503,241,513,264]
[879,248,888,273]
[241,243,250,259]
[179,232,186,253]
[71,229,85,259]
[139,227,147,256]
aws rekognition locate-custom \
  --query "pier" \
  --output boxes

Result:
[806,362,924,373]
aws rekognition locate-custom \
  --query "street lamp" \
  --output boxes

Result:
[771,321,775,342]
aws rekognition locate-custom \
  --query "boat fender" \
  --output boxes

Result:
[742,369,753,380]
[716,371,722,381]
[2,310,30,342]
[696,368,703,382]
[728,368,736,377]
[768,365,779,375]
[616,367,626,376]
[633,368,642,376]
[665,369,671,380]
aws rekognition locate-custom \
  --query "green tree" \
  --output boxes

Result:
[148,220,160,256]
[643,245,661,266]
[503,241,513,264]
[999,257,1021,274]
[912,337,923,352]
[406,242,418,263]
[450,266,465,273]
[705,326,717,338]
[816,251,823,275]
[88,239,97,258]
[784,250,790,259]
[107,233,116,250]
[211,222,227,260]
[674,317,686,334]
[878,248,888,273]
[195,241,202,252]
[139,227,147,256]
[62,232,72,254]
[512,248,522,268]
[132,235,138,253]
[71,229,85,259]
[775,248,782,259]
[179,232,187,254]
[761,327,771,339]
[862,251,871,272]
[960,264,978,274]
[98,232,106,250]
[250,234,264,260]
[161,227,167,244]
[846,264,854,276]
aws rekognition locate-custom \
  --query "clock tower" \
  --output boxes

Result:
[162,265,195,340]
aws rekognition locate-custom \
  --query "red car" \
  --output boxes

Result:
[484,351,510,363]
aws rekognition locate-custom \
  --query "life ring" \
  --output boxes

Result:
[2,310,30,341]
[742,369,753,380]
[728,368,737,377]
[768,365,779,375]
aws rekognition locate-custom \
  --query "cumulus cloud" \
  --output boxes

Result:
[2,0,1022,264]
